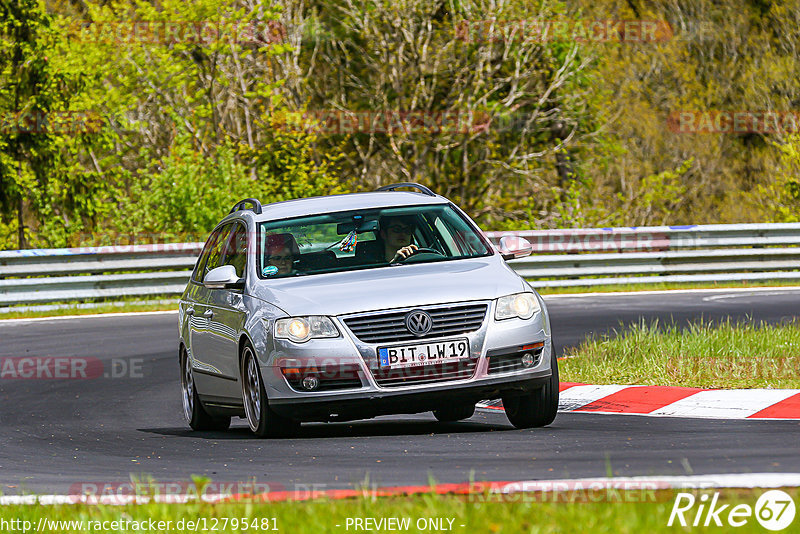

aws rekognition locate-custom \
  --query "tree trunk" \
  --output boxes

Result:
[17,163,25,250]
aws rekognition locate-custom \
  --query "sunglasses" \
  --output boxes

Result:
[387,225,413,234]
[267,255,293,262]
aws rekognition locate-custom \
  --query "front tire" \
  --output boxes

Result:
[433,403,476,422]
[502,341,559,429]
[180,346,230,431]
[241,342,299,438]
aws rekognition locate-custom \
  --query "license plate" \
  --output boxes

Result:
[378,338,470,369]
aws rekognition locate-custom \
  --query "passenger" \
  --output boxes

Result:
[379,215,418,262]
[263,233,299,276]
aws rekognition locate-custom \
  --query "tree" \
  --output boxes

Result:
[67,0,345,241]
[0,0,64,248]
[273,0,596,228]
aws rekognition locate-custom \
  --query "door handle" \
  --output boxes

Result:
[203,309,214,319]
[186,307,195,316]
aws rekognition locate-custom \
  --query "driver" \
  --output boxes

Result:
[379,215,418,262]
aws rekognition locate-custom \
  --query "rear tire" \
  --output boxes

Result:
[180,346,231,431]
[241,342,299,438]
[433,403,476,422]
[502,341,559,429]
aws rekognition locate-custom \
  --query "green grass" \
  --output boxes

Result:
[536,279,800,295]
[560,319,800,389]
[1,488,796,533]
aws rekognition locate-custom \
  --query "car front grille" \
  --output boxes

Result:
[343,303,488,344]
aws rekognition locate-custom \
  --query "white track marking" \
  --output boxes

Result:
[557,384,632,411]
[0,310,177,325]
[542,286,800,300]
[648,389,800,419]
[702,290,800,301]
[477,385,800,420]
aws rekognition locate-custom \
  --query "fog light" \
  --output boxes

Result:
[301,375,320,391]
[521,352,536,368]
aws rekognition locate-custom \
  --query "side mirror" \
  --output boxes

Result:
[204,265,245,290]
[497,235,533,260]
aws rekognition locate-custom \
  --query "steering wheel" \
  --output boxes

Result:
[397,247,445,261]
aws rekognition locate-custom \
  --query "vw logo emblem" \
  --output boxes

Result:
[405,310,432,337]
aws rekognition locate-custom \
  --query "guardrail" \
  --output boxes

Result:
[485,223,800,287]
[0,243,202,306]
[2,223,800,306]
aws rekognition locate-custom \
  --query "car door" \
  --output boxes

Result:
[182,228,219,364]
[199,222,249,400]
[189,223,232,396]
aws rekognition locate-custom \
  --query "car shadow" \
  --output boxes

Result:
[139,413,513,440]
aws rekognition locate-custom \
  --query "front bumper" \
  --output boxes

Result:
[270,372,551,422]
[262,299,553,421]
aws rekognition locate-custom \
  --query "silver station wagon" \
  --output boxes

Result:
[178,183,558,437]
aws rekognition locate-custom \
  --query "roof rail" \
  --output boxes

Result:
[375,182,436,197]
[229,198,263,215]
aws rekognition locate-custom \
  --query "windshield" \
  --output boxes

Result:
[257,204,493,279]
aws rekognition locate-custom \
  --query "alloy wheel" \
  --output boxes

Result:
[180,348,194,424]
[242,347,262,432]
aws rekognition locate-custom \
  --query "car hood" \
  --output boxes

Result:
[249,257,525,317]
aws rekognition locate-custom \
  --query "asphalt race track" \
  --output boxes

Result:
[1,289,799,495]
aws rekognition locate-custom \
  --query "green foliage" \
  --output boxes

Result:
[294,0,597,228]
[0,0,345,249]
[119,142,250,241]
[0,0,90,248]
[612,158,693,226]
[755,135,800,222]
[4,0,800,250]
[576,0,800,226]
[116,127,344,242]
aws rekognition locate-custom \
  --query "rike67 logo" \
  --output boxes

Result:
[668,490,796,530]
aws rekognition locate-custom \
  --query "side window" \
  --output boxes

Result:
[192,227,224,283]
[435,214,486,256]
[199,224,231,282]
[433,217,459,255]
[221,223,247,279]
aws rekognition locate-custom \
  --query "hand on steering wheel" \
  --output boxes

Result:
[391,245,444,262]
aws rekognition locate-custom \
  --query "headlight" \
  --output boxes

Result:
[495,292,540,320]
[275,316,339,343]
